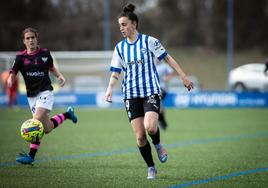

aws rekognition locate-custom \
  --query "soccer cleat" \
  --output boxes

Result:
[147,166,157,180]
[16,152,34,165]
[67,106,78,123]
[155,143,168,163]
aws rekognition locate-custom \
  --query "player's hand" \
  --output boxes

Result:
[57,74,66,87]
[7,74,14,88]
[7,77,12,88]
[182,76,194,91]
[105,87,113,103]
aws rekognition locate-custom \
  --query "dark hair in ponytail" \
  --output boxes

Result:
[118,4,139,29]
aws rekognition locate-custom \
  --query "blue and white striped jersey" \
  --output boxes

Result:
[110,33,168,99]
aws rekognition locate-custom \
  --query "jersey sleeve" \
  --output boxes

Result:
[10,55,21,75]
[148,36,168,61]
[47,50,54,68]
[110,46,122,73]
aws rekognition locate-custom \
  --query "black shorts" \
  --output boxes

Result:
[124,94,160,122]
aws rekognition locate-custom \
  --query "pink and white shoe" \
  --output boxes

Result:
[155,143,168,163]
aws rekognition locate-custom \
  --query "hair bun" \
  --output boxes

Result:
[123,4,136,13]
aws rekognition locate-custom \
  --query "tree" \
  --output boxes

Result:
[0,0,57,50]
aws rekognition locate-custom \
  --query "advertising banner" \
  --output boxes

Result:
[0,92,267,108]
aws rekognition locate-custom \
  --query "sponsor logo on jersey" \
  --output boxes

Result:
[26,71,45,77]
[154,40,163,51]
[141,48,148,54]
[127,59,145,66]
[154,40,160,47]
[41,57,48,63]
[23,58,31,65]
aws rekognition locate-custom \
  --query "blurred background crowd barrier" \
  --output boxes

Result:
[1,51,268,108]
[1,0,268,108]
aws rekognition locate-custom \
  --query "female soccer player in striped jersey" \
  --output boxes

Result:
[7,27,78,165]
[105,4,193,179]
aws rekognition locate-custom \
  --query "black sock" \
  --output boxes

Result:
[149,127,160,145]
[28,141,41,159]
[63,112,70,119]
[50,118,59,128]
[29,149,37,159]
[138,141,154,167]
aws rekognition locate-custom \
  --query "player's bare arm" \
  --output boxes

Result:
[164,55,194,91]
[49,66,66,87]
[7,72,16,88]
[105,72,120,102]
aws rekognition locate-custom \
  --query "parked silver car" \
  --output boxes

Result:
[228,63,268,92]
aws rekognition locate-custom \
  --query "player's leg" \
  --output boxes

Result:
[34,90,77,131]
[144,111,167,163]
[50,106,78,126]
[16,108,53,164]
[16,103,50,164]
[26,106,77,161]
[33,91,77,132]
[16,91,77,165]
[15,95,37,164]
[144,95,168,163]
[158,91,168,130]
[125,98,156,179]
[30,99,77,157]
[158,102,168,130]
[35,107,77,134]
[131,117,154,166]
[131,117,156,179]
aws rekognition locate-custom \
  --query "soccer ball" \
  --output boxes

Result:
[20,119,44,142]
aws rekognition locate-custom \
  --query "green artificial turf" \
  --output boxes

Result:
[0,108,267,188]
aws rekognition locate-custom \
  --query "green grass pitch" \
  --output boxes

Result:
[0,108,268,188]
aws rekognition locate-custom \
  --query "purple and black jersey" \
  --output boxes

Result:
[11,48,54,97]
